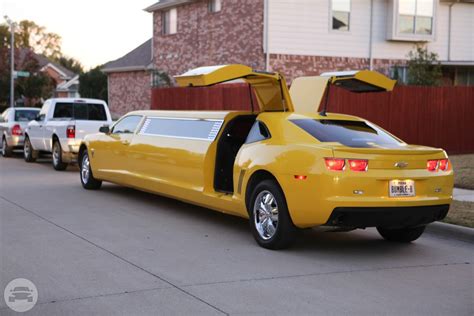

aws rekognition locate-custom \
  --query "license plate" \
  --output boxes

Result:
[389,180,415,197]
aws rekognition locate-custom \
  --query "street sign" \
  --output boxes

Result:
[13,71,30,78]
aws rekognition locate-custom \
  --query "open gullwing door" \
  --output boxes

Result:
[290,70,397,113]
[175,64,294,112]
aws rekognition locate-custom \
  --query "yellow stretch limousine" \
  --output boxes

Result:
[78,65,453,249]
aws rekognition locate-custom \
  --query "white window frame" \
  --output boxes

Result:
[329,0,352,33]
[162,8,177,35]
[387,0,437,42]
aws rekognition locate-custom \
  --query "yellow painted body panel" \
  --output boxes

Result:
[81,65,452,229]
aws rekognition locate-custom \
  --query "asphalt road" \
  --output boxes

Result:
[1,155,472,315]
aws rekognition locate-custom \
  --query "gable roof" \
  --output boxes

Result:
[18,48,76,79]
[102,39,153,73]
[144,0,195,12]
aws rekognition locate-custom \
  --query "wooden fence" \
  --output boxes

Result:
[151,84,474,154]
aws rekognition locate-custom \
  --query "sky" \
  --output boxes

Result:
[1,0,153,69]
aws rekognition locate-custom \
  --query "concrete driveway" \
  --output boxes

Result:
[0,156,472,315]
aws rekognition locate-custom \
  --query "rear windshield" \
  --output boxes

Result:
[53,102,107,121]
[291,119,402,148]
[15,110,39,122]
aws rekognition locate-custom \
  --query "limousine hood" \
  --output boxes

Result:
[290,70,397,113]
[175,64,295,112]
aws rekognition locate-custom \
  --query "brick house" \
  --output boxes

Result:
[18,49,79,99]
[104,0,474,114]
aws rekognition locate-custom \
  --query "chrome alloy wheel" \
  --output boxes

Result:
[1,138,6,156]
[253,190,279,240]
[24,139,30,159]
[53,142,60,166]
[81,153,90,184]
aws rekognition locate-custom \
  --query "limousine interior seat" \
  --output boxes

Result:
[214,114,257,193]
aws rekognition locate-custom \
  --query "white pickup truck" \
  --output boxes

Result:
[24,98,112,170]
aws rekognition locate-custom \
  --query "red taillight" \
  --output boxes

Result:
[66,125,75,138]
[348,159,368,172]
[325,158,345,171]
[11,124,22,136]
[427,160,438,172]
[438,159,449,171]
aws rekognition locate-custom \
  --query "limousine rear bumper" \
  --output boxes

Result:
[275,171,453,228]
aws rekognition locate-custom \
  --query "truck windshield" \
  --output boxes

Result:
[291,119,403,148]
[15,110,39,122]
[53,103,107,121]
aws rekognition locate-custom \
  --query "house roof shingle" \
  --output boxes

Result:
[144,0,195,12]
[18,48,76,78]
[102,39,153,73]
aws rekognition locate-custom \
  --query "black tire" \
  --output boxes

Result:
[52,140,68,171]
[79,149,102,190]
[248,179,297,249]
[23,136,37,162]
[377,225,426,243]
[1,136,13,157]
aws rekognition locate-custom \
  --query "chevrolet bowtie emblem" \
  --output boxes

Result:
[395,161,408,168]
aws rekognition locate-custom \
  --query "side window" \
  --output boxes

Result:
[245,121,271,144]
[111,116,142,134]
[139,117,223,141]
[36,114,46,122]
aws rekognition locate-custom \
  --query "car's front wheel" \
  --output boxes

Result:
[1,137,13,157]
[249,179,297,249]
[377,225,426,242]
[79,150,102,190]
[52,140,68,170]
[23,136,37,162]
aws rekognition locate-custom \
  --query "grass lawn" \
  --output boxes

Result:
[449,154,474,189]
[443,200,474,228]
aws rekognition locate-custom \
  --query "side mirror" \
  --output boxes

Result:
[99,125,110,134]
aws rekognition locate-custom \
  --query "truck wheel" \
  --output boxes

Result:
[248,179,296,249]
[377,226,426,243]
[1,137,13,157]
[79,150,102,190]
[52,140,68,171]
[23,136,38,162]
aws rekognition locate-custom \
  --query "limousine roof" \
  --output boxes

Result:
[127,110,252,120]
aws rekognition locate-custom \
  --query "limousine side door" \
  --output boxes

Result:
[131,116,223,194]
[95,115,142,178]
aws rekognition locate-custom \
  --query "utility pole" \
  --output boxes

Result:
[4,16,16,108]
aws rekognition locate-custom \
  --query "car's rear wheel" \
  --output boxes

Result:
[377,225,426,243]
[1,137,13,157]
[249,179,296,249]
[80,150,102,190]
[23,136,37,162]
[52,140,68,170]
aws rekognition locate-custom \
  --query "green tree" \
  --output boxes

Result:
[57,56,84,74]
[16,20,62,59]
[406,45,442,86]
[79,66,107,102]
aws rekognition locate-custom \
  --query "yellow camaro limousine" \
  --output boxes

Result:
[79,65,453,249]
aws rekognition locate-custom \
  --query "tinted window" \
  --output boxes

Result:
[291,119,402,148]
[53,102,107,120]
[15,110,39,122]
[140,117,223,141]
[245,121,271,144]
[112,116,142,134]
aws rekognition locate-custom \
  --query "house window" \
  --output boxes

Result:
[209,0,222,13]
[331,0,351,31]
[398,0,434,35]
[162,8,177,35]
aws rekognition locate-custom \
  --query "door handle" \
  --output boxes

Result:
[121,140,130,145]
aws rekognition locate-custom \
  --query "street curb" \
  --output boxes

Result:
[426,222,474,243]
